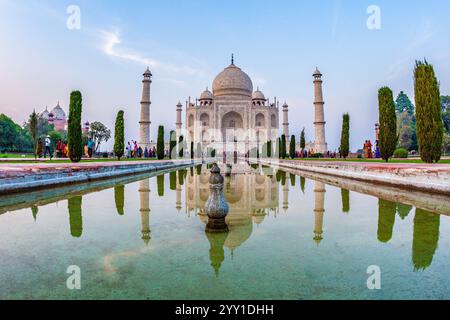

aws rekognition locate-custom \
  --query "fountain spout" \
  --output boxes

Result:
[205,163,229,233]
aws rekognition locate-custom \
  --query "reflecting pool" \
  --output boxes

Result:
[0,162,449,300]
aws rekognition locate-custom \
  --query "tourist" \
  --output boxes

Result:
[137,146,143,158]
[144,147,149,158]
[62,141,68,158]
[43,135,52,160]
[87,138,94,158]
[56,139,63,158]
[36,137,43,158]
[133,141,138,158]
[84,143,89,158]
[126,142,131,158]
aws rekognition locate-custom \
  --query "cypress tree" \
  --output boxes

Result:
[275,138,281,159]
[414,60,444,163]
[190,141,194,159]
[268,140,272,158]
[169,130,176,159]
[68,91,83,162]
[29,110,38,159]
[300,128,306,156]
[378,87,398,162]
[113,110,125,160]
[280,135,287,159]
[178,135,184,158]
[340,113,350,159]
[289,134,296,159]
[157,125,164,160]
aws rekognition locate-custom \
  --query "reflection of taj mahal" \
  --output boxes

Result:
[185,165,280,260]
[186,165,279,220]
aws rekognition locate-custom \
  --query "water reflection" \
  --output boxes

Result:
[377,199,396,243]
[139,179,151,245]
[341,189,350,213]
[206,231,227,276]
[313,181,326,245]
[68,196,83,238]
[0,163,446,277]
[31,205,38,221]
[397,203,412,220]
[412,209,440,271]
[114,185,125,216]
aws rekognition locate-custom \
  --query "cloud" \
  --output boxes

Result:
[99,30,204,77]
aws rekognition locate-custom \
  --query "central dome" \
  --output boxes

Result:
[212,63,253,98]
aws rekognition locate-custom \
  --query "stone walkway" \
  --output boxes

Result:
[254,159,450,195]
[0,159,208,194]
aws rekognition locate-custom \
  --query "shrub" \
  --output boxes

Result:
[393,148,408,158]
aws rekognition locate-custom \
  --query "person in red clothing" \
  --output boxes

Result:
[56,139,63,158]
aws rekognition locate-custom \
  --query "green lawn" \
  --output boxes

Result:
[0,157,172,164]
[0,153,35,158]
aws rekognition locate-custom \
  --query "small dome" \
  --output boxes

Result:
[48,112,54,118]
[252,89,265,101]
[313,67,322,76]
[282,102,289,108]
[200,88,213,100]
[41,107,49,119]
[212,63,253,98]
[51,103,66,119]
[143,67,152,76]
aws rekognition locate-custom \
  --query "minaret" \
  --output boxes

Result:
[176,101,183,141]
[139,179,151,245]
[282,102,290,145]
[313,68,328,154]
[313,181,326,245]
[139,67,152,150]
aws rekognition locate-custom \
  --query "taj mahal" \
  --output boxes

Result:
[139,56,328,156]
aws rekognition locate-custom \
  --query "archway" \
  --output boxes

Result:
[221,111,245,156]
[255,113,265,127]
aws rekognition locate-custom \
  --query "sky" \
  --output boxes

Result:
[0,0,449,151]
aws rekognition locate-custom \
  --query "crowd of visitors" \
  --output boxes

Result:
[125,140,159,159]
